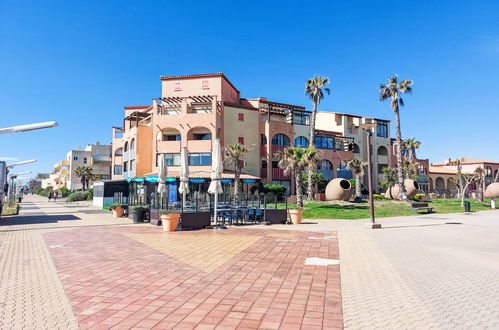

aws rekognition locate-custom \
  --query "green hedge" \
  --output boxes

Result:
[66,191,89,202]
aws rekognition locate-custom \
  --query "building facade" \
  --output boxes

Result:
[43,143,112,190]
[111,73,361,195]
[316,112,392,191]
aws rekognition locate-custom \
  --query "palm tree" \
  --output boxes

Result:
[224,142,253,204]
[346,158,367,199]
[379,74,413,200]
[75,166,93,190]
[305,76,330,200]
[277,146,321,207]
[402,137,422,163]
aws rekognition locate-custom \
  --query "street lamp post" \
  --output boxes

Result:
[0,121,58,134]
[360,123,382,229]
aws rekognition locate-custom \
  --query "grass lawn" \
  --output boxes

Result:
[1,203,19,216]
[277,198,494,219]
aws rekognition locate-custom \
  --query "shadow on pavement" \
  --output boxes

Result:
[0,214,81,226]
[381,222,462,229]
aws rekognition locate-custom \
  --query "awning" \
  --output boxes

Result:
[141,171,260,180]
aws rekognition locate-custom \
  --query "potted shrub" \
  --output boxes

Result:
[110,203,126,218]
[160,210,180,232]
[129,205,149,223]
[288,206,303,224]
[276,146,321,225]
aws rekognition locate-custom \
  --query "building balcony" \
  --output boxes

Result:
[272,168,290,180]
[157,140,181,152]
[271,144,287,154]
[187,140,212,153]
[377,155,389,164]
[92,155,111,163]
[53,160,70,170]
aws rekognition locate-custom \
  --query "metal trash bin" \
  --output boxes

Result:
[464,201,471,212]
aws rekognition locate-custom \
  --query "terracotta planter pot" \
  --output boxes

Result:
[484,182,499,198]
[160,213,180,232]
[288,208,303,224]
[385,179,420,200]
[325,178,352,201]
[112,206,124,218]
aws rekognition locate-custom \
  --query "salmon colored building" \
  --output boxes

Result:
[110,73,357,196]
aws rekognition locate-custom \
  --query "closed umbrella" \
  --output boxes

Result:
[208,139,223,228]
[178,147,190,210]
[157,153,168,206]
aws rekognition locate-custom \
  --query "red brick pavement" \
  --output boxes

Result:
[43,226,343,329]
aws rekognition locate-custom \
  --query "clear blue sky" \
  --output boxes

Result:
[1,0,498,177]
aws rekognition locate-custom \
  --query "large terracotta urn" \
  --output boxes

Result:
[325,178,352,201]
[484,182,499,198]
[385,179,420,200]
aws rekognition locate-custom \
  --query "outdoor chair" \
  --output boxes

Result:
[255,208,263,222]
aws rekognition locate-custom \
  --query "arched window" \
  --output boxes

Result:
[272,134,290,146]
[337,161,353,179]
[294,136,309,147]
[435,177,445,189]
[377,146,388,156]
[353,143,360,154]
[114,148,123,157]
[124,141,129,152]
[486,166,493,177]
[158,128,181,141]
[130,138,135,151]
[317,160,333,180]
[447,178,456,190]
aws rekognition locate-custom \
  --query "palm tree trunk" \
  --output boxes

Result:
[295,170,303,207]
[307,102,317,200]
[393,104,407,199]
[234,161,240,204]
[355,174,361,198]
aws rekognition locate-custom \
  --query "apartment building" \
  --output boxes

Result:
[44,143,112,190]
[111,73,356,195]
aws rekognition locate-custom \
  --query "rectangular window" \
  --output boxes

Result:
[114,165,122,175]
[130,159,135,171]
[156,153,181,166]
[73,156,78,161]
[83,157,88,164]
[193,133,212,140]
[202,80,209,89]
[261,160,267,169]
[163,134,181,141]
[123,161,128,172]
[238,113,244,121]
[238,137,244,144]
[272,160,279,168]
[376,120,388,138]
[174,82,182,91]
[189,153,212,166]
[293,112,310,125]
[314,136,335,149]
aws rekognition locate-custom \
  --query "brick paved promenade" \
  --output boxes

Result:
[0,196,342,329]
[1,195,499,329]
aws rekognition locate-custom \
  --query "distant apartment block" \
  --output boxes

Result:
[43,142,112,190]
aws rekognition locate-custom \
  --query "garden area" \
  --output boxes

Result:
[277,198,495,219]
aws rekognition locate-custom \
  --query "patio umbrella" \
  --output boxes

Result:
[157,153,168,204]
[178,147,190,209]
[208,139,223,228]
